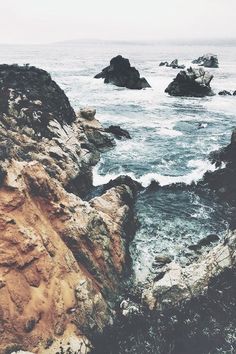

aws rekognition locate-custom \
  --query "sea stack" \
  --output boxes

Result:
[94,55,151,89]
[165,67,214,97]
[192,53,219,68]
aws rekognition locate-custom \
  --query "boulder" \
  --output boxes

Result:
[104,125,131,139]
[219,90,232,96]
[94,55,151,90]
[192,53,219,68]
[79,107,96,120]
[165,67,214,97]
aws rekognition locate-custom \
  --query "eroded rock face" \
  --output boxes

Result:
[94,55,151,90]
[0,65,115,197]
[0,161,136,353]
[192,54,219,68]
[165,67,214,97]
[0,65,137,353]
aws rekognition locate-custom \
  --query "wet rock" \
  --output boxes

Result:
[102,175,143,196]
[146,180,160,191]
[188,234,220,251]
[94,55,151,90]
[165,67,214,97]
[104,125,131,140]
[219,90,232,96]
[200,129,236,204]
[192,53,219,68]
[159,59,185,69]
[154,254,173,266]
[143,231,236,311]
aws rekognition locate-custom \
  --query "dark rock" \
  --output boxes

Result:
[160,59,185,69]
[159,61,168,66]
[154,254,172,266]
[165,67,214,97]
[0,64,76,137]
[104,125,131,139]
[94,55,151,90]
[233,91,236,96]
[146,180,160,191]
[192,54,219,68]
[219,90,232,96]
[200,129,236,205]
[102,175,143,196]
[189,234,220,251]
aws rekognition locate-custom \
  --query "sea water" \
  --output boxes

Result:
[1,40,236,281]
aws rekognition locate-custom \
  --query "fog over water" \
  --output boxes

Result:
[1,0,236,44]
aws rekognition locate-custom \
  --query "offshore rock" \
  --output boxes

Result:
[192,53,219,68]
[219,90,232,96]
[159,59,185,69]
[165,67,214,97]
[94,55,151,90]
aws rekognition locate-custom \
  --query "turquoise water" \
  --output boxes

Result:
[1,41,235,280]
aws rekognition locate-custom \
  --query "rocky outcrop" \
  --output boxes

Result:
[0,162,136,353]
[165,67,214,97]
[0,65,137,353]
[94,55,151,90]
[159,59,185,69]
[200,129,236,205]
[192,54,219,68]
[0,65,115,197]
[104,125,131,140]
[142,231,236,311]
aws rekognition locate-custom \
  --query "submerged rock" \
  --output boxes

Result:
[192,53,219,68]
[165,67,214,97]
[94,55,151,90]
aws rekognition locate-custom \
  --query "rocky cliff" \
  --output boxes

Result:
[0,65,136,354]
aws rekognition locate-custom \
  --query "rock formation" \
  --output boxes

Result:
[165,67,214,97]
[219,90,232,96]
[159,59,185,69]
[94,55,151,90]
[200,129,236,205]
[192,53,219,68]
[142,230,236,311]
[104,125,131,140]
[0,65,137,353]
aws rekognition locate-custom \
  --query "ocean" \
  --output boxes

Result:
[1,40,235,281]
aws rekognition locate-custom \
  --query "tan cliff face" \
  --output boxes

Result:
[0,161,135,353]
[0,65,136,354]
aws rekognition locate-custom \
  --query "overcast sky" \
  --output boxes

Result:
[0,0,236,44]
